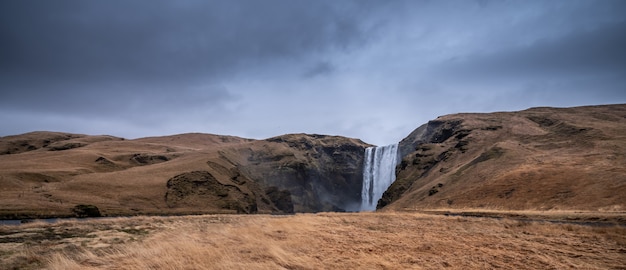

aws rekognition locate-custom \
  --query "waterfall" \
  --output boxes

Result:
[361,143,399,211]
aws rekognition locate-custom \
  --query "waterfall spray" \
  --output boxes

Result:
[361,143,399,211]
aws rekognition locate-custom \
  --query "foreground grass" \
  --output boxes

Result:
[1,212,625,269]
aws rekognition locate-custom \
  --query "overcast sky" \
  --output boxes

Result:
[1,0,625,145]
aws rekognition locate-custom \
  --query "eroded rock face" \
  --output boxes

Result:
[229,134,371,212]
[397,119,465,159]
[0,132,84,155]
[165,171,260,214]
[0,132,122,155]
[380,119,470,209]
[72,204,102,217]
[264,186,294,213]
[130,153,169,165]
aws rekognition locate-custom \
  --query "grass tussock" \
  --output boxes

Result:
[1,212,625,269]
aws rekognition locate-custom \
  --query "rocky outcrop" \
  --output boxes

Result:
[47,142,87,151]
[155,133,371,214]
[165,171,261,214]
[225,134,371,212]
[72,204,102,217]
[0,132,84,155]
[264,186,294,213]
[130,153,170,165]
[397,119,466,159]
[380,118,471,209]
[0,132,123,155]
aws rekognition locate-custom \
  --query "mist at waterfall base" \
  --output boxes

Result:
[361,144,399,211]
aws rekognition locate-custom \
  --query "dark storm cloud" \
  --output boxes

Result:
[1,0,625,145]
[0,0,387,135]
[440,20,626,80]
[0,0,376,82]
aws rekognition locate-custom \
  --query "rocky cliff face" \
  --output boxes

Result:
[381,104,626,211]
[162,133,370,213]
[221,134,370,212]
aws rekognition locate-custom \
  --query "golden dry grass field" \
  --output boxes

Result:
[1,212,625,269]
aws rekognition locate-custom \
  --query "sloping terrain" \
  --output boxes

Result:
[0,132,369,218]
[382,104,626,211]
[1,104,624,218]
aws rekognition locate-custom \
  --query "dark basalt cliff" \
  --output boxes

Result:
[379,104,626,211]
[164,133,370,213]
[221,134,370,212]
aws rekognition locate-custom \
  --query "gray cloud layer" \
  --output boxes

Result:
[1,0,625,145]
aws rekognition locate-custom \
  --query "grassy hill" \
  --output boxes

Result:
[383,104,626,212]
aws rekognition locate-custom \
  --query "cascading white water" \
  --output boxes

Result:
[361,143,399,211]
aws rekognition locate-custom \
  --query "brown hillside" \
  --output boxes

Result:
[382,104,626,212]
[2,104,624,218]
[0,132,369,218]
